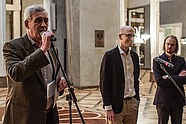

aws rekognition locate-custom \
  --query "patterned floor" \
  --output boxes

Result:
[0,69,186,124]
[58,107,105,123]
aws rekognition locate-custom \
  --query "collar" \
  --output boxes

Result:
[27,34,40,49]
[164,52,176,61]
[118,45,131,55]
[27,34,35,45]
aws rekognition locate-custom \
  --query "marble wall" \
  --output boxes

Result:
[65,0,120,87]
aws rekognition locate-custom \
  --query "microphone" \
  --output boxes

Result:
[154,57,174,68]
[40,31,57,41]
[50,35,57,41]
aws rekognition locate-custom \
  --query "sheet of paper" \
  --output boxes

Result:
[47,80,56,99]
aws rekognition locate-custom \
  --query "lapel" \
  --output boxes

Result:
[47,48,57,80]
[130,51,136,67]
[22,35,46,89]
[113,46,123,66]
[48,48,60,107]
[161,53,176,73]
[113,46,124,74]
[115,47,137,75]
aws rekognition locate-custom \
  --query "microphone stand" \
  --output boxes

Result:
[66,94,72,124]
[51,42,85,124]
[160,63,186,103]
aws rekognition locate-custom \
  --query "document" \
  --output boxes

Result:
[47,80,56,99]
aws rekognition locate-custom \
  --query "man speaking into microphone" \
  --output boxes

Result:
[153,35,186,124]
[3,5,67,124]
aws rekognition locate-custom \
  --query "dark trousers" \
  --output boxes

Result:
[46,108,54,124]
[156,101,183,124]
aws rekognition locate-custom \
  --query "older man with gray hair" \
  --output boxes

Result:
[3,5,67,124]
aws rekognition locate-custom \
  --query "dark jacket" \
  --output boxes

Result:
[153,53,186,107]
[100,46,140,114]
[3,34,63,124]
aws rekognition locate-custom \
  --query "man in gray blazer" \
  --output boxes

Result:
[100,26,140,124]
[2,5,67,124]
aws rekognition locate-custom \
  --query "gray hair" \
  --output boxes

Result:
[24,5,48,20]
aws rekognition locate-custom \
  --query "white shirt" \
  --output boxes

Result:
[104,46,136,110]
[28,36,54,109]
[118,45,136,98]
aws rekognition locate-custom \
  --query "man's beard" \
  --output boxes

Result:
[167,50,174,54]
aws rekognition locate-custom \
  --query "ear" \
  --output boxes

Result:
[24,20,29,29]
[119,34,122,40]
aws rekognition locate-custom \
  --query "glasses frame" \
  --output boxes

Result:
[120,33,136,38]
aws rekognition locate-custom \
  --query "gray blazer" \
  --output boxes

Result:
[3,34,62,124]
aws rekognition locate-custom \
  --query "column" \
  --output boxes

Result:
[43,0,52,31]
[65,0,75,83]
[13,0,21,38]
[0,0,6,76]
[119,0,125,27]
[150,0,159,70]
[150,0,159,82]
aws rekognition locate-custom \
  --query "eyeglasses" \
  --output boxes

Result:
[120,33,136,38]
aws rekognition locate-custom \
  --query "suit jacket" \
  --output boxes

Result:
[153,53,186,107]
[2,34,63,124]
[100,46,140,114]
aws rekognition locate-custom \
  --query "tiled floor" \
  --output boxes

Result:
[0,69,186,123]
[57,69,159,124]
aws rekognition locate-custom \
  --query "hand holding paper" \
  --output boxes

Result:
[47,80,56,99]
[58,77,67,92]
